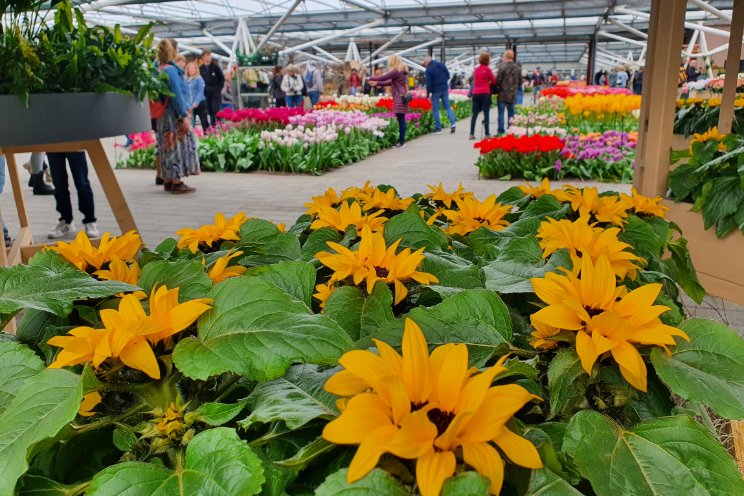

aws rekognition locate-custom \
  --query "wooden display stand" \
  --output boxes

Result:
[635,0,744,473]
[0,139,137,266]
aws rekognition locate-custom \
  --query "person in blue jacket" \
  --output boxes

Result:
[155,39,200,194]
[424,56,456,134]
[186,61,209,129]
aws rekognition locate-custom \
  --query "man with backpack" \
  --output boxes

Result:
[305,63,323,107]
[200,50,225,128]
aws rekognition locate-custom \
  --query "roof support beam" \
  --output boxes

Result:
[361,28,406,64]
[339,0,387,17]
[614,5,733,38]
[202,28,234,57]
[370,37,443,65]
[255,0,304,52]
[313,46,343,63]
[597,30,647,47]
[280,18,386,56]
[687,0,732,22]
[607,19,647,39]
[400,56,425,72]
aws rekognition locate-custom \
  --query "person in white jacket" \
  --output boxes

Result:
[281,65,305,108]
[305,62,323,107]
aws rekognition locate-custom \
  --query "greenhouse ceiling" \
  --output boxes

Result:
[66,0,736,68]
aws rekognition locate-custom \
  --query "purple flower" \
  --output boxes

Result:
[554,159,562,171]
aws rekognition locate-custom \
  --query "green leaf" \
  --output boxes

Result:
[173,277,353,381]
[113,428,138,452]
[525,467,583,496]
[383,205,447,250]
[547,350,586,419]
[17,474,72,495]
[441,472,490,495]
[376,289,511,366]
[239,219,301,265]
[421,251,485,289]
[246,261,317,308]
[192,400,248,426]
[275,437,336,470]
[240,364,337,430]
[701,176,742,231]
[619,215,666,261]
[661,237,705,304]
[563,411,744,496]
[315,468,409,496]
[138,259,212,301]
[0,264,137,319]
[484,238,572,294]
[324,283,395,341]
[16,310,67,349]
[301,228,342,261]
[89,428,265,496]
[651,318,744,419]
[519,195,570,220]
[0,341,45,415]
[0,368,83,496]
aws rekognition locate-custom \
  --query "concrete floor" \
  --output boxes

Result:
[1,121,742,334]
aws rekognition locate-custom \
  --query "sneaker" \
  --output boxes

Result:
[451,126,456,134]
[84,222,100,238]
[434,130,443,135]
[392,143,406,149]
[48,221,76,239]
[484,134,493,139]
[469,135,476,140]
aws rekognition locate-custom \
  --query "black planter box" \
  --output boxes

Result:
[0,93,150,147]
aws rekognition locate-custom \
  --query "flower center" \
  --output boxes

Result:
[474,216,487,223]
[427,407,455,437]
[375,266,389,278]
[584,306,604,318]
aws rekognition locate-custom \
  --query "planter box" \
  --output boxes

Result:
[663,199,744,306]
[0,93,150,147]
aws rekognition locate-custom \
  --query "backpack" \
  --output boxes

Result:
[305,70,314,86]
[149,64,172,119]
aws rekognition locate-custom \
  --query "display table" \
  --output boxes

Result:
[0,93,149,266]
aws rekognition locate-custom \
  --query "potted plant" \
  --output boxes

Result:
[0,0,167,147]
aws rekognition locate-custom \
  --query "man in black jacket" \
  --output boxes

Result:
[495,49,521,135]
[200,50,225,128]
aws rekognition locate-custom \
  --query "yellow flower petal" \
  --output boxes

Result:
[416,449,456,496]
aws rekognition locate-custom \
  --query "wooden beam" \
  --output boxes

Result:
[634,0,687,197]
[86,140,138,234]
[718,0,744,134]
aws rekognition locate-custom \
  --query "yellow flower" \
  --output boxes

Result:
[47,230,142,272]
[530,256,689,391]
[619,187,669,218]
[305,188,342,216]
[689,126,727,153]
[530,321,561,350]
[537,216,644,279]
[310,201,388,234]
[48,287,212,379]
[94,257,146,299]
[442,195,512,236]
[561,187,627,226]
[425,182,473,208]
[314,282,336,309]
[358,188,414,213]
[156,403,187,439]
[78,391,102,417]
[322,319,542,496]
[176,212,247,253]
[316,226,438,305]
[340,181,376,201]
[518,178,553,198]
[207,249,247,284]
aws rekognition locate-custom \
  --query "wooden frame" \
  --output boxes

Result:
[0,139,138,266]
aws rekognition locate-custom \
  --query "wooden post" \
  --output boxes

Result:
[717,0,744,134]
[634,0,687,197]
[85,139,138,234]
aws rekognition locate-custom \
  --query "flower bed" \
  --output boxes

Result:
[674,95,744,136]
[4,180,744,495]
[542,85,633,98]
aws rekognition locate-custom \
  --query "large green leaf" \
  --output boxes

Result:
[324,284,395,341]
[701,176,743,232]
[173,277,353,381]
[300,227,342,261]
[240,364,337,430]
[383,205,447,251]
[651,318,744,419]
[246,261,317,308]
[547,349,586,419]
[619,215,666,261]
[0,341,44,415]
[239,219,301,266]
[138,259,212,301]
[467,218,543,259]
[524,468,583,496]
[314,468,408,496]
[0,264,137,319]
[483,237,572,294]
[441,472,490,495]
[375,289,511,366]
[88,428,264,496]
[0,368,83,496]
[421,251,485,289]
[563,411,744,496]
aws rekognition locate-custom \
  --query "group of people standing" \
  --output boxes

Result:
[595,66,644,95]
[467,50,522,139]
[269,62,324,108]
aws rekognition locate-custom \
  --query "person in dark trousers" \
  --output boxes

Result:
[186,62,209,130]
[686,59,700,83]
[632,68,644,95]
[424,56,456,134]
[47,151,98,239]
[469,52,496,140]
[270,66,286,107]
[200,50,225,128]
[367,55,410,148]
[495,49,521,135]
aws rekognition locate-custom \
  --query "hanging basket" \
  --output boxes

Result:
[0,93,150,147]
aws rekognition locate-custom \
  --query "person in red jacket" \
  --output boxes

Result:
[469,52,496,139]
[348,69,362,96]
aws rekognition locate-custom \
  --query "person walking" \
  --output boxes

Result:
[47,151,98,239]
[469,52,496,140]
[423,56,456,134]
[186,62,209,130]
[495,49,521,135]
[156,39,199,194]
[200,50,225,128]
[348,69,362,96]
[270,66,286,107]
[531,68,544,103]
[367,55,410,148]
[281,65,304,108]
[632,68,644,95]
[305,62,323,107]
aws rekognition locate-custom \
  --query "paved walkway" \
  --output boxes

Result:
[1,121,741,333]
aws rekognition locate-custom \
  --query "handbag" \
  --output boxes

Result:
[401,92,413,105]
